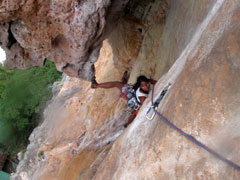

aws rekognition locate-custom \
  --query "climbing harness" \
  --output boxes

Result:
[146,84,240,171]
[121,84,141,110]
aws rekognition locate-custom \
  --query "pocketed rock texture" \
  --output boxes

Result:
[11,0,240,179]
[0,0,129,81]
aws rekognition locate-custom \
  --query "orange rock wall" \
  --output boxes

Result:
[12,0,240,179]
[93,0,240,179]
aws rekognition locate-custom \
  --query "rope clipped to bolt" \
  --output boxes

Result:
[146,84,240,171]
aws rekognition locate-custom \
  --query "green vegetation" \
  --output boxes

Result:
[0,64,15,98]
[0,60,62,154]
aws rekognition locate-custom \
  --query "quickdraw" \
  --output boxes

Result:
[145,106,157,120]
[146,83,240,171]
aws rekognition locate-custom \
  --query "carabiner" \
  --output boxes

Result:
[145,106,156,120]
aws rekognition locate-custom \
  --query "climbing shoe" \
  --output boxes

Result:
[91,79,98,89]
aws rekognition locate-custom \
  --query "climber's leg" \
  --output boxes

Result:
[124,113,136,128]
[92,81,124,90]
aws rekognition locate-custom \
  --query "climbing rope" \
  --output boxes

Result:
[146,84,240,171]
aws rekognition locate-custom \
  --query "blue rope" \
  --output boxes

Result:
[151,85,240,171]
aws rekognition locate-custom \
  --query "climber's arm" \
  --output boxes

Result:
[139,96,146,105]
[149,78,157,85]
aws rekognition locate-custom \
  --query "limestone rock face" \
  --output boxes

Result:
[0,0,128,81]
[11,0,240,179]
[93,1,240,179]
[11,41,129,180]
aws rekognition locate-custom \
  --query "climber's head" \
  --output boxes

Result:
[134,75,150,93]
[140,80,150,92]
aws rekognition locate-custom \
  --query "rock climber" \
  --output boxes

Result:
[91,75,157,127]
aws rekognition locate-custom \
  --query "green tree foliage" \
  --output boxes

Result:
[0,64,15,98]
[0,60,62,153]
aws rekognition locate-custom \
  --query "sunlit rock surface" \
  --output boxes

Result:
[95,0,240,179]
[0,0,128,81]
[12,41,128,180]
[11,0,240,179]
